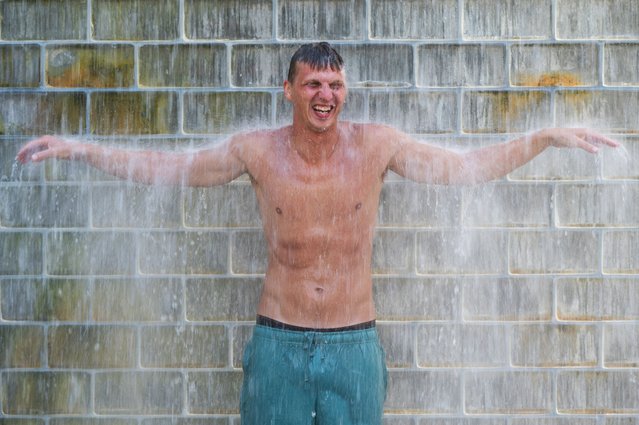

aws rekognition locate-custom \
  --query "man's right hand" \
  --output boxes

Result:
[16,135,84,164]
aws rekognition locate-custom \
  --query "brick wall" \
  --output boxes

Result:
[1,0,639,424]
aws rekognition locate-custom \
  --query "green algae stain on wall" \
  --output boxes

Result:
[46,45,135,88]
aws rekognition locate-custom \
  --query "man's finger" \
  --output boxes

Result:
[581,132,619,147]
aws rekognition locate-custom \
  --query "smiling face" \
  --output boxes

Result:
[284,62,347,133]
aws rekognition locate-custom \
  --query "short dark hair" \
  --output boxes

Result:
[287,42,344,83]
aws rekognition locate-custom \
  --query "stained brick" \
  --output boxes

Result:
[0,232,42,275]
[48,325,136,368]
[231,230,267,274]
[370,91,457,134]
[183,92,272,135]
[43,157,95,183]
[602,137,639,180]
[462,277,553,321]
[231,44,297,88]
[417,230,508,275]
[556,90,639,133]
[463,0,552,40]
[2,372,91,414]
[1,0,87,40]
[510,44,598,87]
[604,324,639,367]
[139,231,227,274]
[46,44,134,88]
[603,419,639,425]
[278,0,366,40]
[140,44,228,88]
[51,419,137,425]
[0,137,43,182]
[142,419,229,425]
[557,278,639,320]
[417,324,508,367]
[95,371,184,414]
[385,417,415,425]
[603,231,639,274]
[508,145,599,181]
[511,324,598,367]
[373,277,460,320]
[338,45,413,87]
[509,230,598,274]
[557,371,639,413]
[418,44,506,87]
[185,0,273,40]
[0,325,44,368]
[378,182,461,227]
[462,91,551,133]
[185,278,262,321]
[556,0,639,39]
[373,230,415,274]
[555,183,639,227]
[0,278,90,322]
[92,185,183,228]
[510,420,597,425]
[46,231,136,276]
[0,185,90,228]
[605,44,639,86]
[90,92,178,135]
[141,324,228,368]
[0,45,40,87]
[461,183,552,227]
[187,371,243,414]
[371,0,459,40]
[0,92,85,136]
[232,324,253,369]
[92,277,182,322]
[385,371,461,414]
[92,0,178,40]
[378,322,414,368]
[0,420,45,425]
[465,372,553,413]
[185,184,260,228]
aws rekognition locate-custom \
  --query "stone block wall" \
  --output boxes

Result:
[1,0,639,424]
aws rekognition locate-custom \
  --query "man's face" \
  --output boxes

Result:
[284,62,347,133]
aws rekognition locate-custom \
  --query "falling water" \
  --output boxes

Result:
[2,0,639,423]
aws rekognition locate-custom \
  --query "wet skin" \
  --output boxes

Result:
[17,64,619,328]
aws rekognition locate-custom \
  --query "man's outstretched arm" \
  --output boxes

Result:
[16,134,249,187]
[387,127,619,185]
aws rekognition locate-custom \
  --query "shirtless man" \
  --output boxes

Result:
[17,42,618,424]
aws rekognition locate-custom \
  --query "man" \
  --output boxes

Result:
[17,42,618,424]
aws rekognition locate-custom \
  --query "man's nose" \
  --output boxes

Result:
[318,84,332,99]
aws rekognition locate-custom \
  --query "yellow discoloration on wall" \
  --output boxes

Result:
[46,46,134,88]
[517,71,585,87]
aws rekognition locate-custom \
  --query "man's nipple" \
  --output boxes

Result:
[276,207,282,214]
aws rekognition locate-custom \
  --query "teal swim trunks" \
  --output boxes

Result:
[240,316,388,425]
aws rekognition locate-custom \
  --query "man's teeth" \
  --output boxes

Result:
[313,106,332,112]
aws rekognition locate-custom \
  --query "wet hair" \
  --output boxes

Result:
[287,42,344,83]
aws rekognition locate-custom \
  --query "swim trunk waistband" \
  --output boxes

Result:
[256,314,375,333]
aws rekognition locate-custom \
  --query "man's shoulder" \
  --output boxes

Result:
[229,127,286,150]
[341,121,399,139]
[340,121,403,150]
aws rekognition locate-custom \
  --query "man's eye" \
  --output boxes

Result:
[331,83,343,90]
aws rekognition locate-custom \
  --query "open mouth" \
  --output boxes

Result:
[312,105,334,117]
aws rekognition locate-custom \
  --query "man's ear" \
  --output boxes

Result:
[283,80,293,101]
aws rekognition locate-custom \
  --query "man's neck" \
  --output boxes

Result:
[288,122,341,164]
